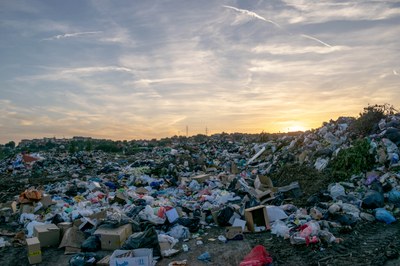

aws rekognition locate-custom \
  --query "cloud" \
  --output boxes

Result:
[1,1,400,143]
[223,5,282,28]
[223,5,332,47]
[252,44,348,55]
[280,0,400,23]
[43,31,102,41]
[300,34,331,48]
[59,66,134,75]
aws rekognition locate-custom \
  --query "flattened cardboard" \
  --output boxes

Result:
[94,224,132,251]
[26,237,42,264]
[97,255,111,266]
[265,206,288,222]
[59,226,85,254]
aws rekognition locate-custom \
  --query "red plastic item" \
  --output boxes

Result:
[240,245,273,266]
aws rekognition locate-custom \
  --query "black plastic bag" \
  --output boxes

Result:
[122,226,161,258]
[362,190,384,209]
[81,236,100,252]
[177,217,200,233]
[51,213,64,224]
[126,206,145,218]
[217,206,234,226]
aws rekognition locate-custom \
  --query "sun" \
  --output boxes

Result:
[287,125,307,132]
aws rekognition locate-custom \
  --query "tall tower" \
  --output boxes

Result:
[186,125,188,137]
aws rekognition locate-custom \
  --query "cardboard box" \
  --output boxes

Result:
[244,205,270,232]
[33,224,60,247]
[57,222,73,238]
[110,248,153,266]
[20,203,35,214]
[39,194,55,208]
[89,210,108,221]
[94,224,132,250]
[26,237,42,264]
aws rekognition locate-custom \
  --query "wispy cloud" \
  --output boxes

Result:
[301,34,332,48]
[394,70,399,76]
[223,5,282,28]
[43,31,102,41]
[59,66,134,75]
[280,0,400,23]
[252,44,348,55]
[223,5,332,48]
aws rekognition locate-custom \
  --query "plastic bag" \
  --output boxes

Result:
[26,221,44,237]
[271,220,290,238]
[375,208,396,224]
[197,252,211,262]
[341,203,360,219]
[299,221,320,238]
[365,171,379,185]
[69,252,98,266]
[81,236,100,252]
[167,225,190,240]
[330,183,345,199]
[177,217,200,233]
[217,206,234,226]
[388,190,400,205]
[158,234,179,248]
[122,226,161,258]
[240,245,273,266]
[139,205,165,224]
[314,158,329,171]
[362,190,384,209]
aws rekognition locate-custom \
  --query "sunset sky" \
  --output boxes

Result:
[1,0,400,144]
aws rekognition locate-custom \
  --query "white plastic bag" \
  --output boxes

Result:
[330,183,345,199]
[271,220,290,238]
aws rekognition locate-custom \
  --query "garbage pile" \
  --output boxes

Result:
[0,108,400,265]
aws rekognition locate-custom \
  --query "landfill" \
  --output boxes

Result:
[0,105,400,265]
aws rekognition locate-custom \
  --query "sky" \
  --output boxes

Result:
[1,0,400,144]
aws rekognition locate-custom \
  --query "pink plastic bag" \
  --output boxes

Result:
[240,245,273,266]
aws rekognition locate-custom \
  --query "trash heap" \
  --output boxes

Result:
[1,107,400,265]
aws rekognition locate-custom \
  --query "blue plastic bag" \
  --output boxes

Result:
[375,208,396,224]
[388,190,400,205]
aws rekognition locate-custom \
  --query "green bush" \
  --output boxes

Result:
[349,104,396,137]
[329,138,375,180]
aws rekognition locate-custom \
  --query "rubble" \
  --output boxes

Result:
[0,105,400,265]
